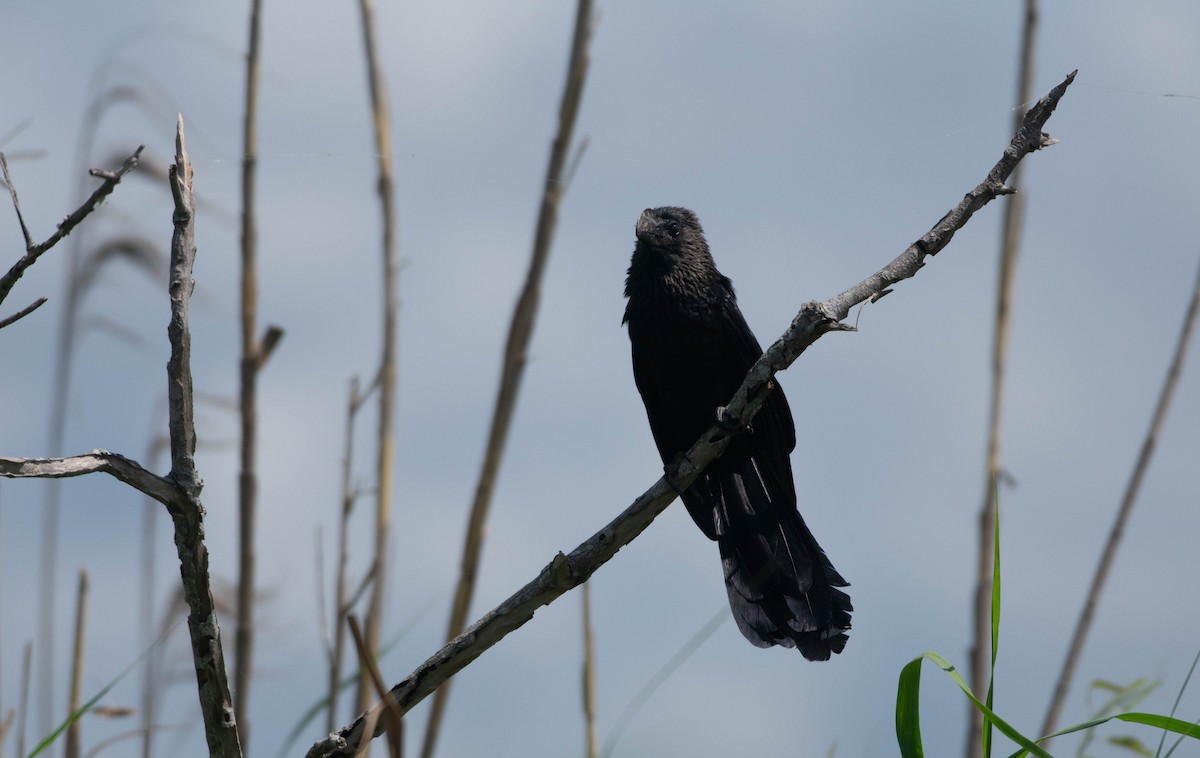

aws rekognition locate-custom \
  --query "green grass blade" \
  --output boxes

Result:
[895,656,925,758]
[895,651,1049,758]
[27,617,183,758]
[1005,712,1200,758]
[600,608,727,758]
[1116,712,1200,740]
[1158,647,1200,757]
[985,482,1002,758]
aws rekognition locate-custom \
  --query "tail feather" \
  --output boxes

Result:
[711,460,852,661]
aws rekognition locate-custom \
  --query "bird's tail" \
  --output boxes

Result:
[712,460,851,660]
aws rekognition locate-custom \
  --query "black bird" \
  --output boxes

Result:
[623,206,851,660]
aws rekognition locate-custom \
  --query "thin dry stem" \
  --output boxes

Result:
[65,570,89,758]
[17,642,30,758]
[582,582,597,758]
[330,378,363,733]
[235,0,266,744]
[0,710,13,758]
[308,71,1076,758]
[1039,256,1200,742]
[421,3,595,754]
[966,3,1039,756]
[348,617,403,758]
[354,0,401,728]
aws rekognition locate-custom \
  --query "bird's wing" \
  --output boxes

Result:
[716,282,797,500]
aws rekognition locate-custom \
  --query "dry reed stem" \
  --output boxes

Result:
[235,0,266,744]
[353,0,400,727]
[420,2,595,754]
[65,570,89,758]
[966,2,1039,756]
[1039,257,1200,743]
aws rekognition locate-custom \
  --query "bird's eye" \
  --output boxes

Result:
[668,221,681,236]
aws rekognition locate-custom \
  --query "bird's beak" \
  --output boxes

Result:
[635,208,657,241]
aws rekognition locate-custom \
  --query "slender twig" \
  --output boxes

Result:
[0,147,143,309]
[0,487,4,758]
[0,710,12,758]
[330,378,363,733]
[1040,256,1200,742]
[966,3,1039,756]
[581,582,597,758]
[235,0,266,745]
[347,617,403,758]
[599,608,726,758]
[140,433,169,758]
[17,642,30,758]
[0,484,3,758]
[353,0,401,728]
[307,71,1077,758]
[0,296,47,330]
[65,570,89,758]
[421,3,595,755]
[343,562,379,617]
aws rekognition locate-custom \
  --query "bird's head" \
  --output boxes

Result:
[634,206,708,260]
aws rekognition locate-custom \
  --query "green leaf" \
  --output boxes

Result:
[895,651,1050,758]
[984,482,1002,758]
[896,656,924,758]
[1116,712,1200,740]
[1007,712,1200,758]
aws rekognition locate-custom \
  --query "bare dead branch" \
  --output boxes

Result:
[167,115,242,758]
[0,146,143,310]
[308,69,1077,758]
[0,296,47,330]
[422,2,595,754]
[0,452,178,506]
[0,122,241,755]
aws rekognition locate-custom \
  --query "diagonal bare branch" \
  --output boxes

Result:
[307,70,1077,758]
[0,296,48,330]
[0,146,144,310]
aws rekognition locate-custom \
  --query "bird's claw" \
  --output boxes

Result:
[715,405,751,437]
[664,456,690,496]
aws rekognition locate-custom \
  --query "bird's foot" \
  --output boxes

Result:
[663,456,691,496]
[714,405,751,438]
